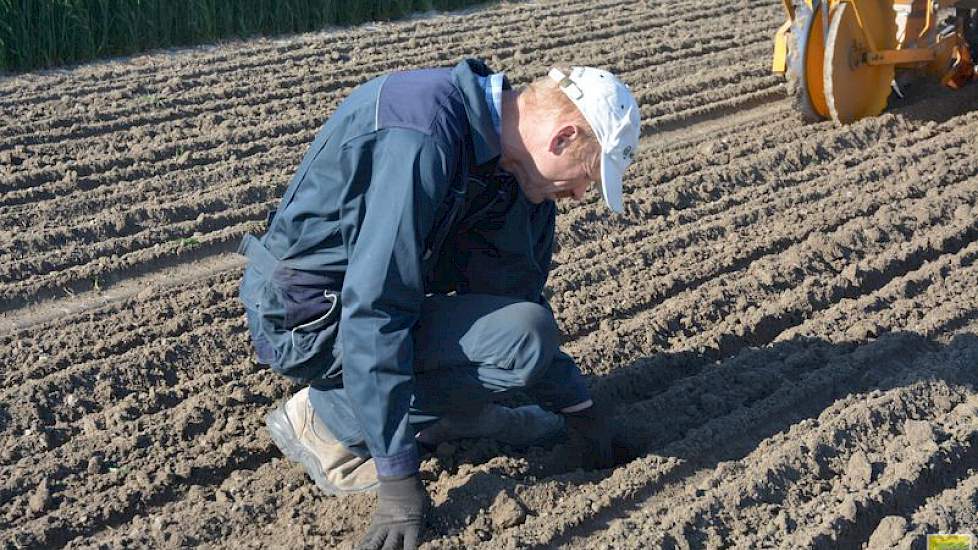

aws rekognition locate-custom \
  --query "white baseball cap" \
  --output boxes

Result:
[549,66,640,213]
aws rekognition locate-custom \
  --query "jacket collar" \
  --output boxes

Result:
[452,59,509,167]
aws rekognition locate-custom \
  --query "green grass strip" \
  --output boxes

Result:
[0,0,490,72]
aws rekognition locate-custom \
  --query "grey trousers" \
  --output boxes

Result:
[308,293,591,456]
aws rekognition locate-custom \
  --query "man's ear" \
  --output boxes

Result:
[550,124,580,155]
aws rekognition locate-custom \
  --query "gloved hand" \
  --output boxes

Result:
[563,400,616,470]
[357,474,429,550]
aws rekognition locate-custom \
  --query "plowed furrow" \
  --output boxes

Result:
[782,238,978,344]
[0,206,260,287]
[894,467,978,547]
[564,106,959,264]
[546,275,978,547]
[0,118,312,203]
[645,70,781,122]
[1,15,776,203]
[552,111,913,268]
[579,380,978,549]
[0,277,240,390]
[0,309,245,429]
[0,0,653,106]
[562,177,978,382]
[530,216,978,548]
[0,324,252,472]
[0,291,284,547]
[489,324,976,548]
[0,218,259,308]
[0,185,271,280]
[801,404,978,549]
[0,44,796,302]
[1,192,274,276]
[4,18,759,212]
[0,0,768,113]
[556,120,977,354]
[2,405,277,548]
[0,147,294,239]
[0,2,769,153]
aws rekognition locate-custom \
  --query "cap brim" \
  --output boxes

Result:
[599,153,625,213]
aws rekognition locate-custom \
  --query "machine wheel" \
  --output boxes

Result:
[787,0,831,121]
[824,1,896,124]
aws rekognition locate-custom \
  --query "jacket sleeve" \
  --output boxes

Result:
[339,129,455,478]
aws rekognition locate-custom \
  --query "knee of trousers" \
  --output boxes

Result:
[494,302,559,388]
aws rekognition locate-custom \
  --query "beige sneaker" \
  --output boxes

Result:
[265,387,378,495]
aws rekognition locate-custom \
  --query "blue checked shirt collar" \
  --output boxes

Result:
[477,72,504,138]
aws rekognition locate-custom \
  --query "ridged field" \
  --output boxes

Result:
[1,0,977,548]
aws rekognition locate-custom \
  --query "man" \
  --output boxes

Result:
[238,58,640,550]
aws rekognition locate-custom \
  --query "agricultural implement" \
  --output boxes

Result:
[772,0,978,123]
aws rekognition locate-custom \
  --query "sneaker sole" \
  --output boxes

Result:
[265,403,378,495]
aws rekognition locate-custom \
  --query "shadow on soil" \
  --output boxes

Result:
[887,77,978,124]
[428,331,978,547]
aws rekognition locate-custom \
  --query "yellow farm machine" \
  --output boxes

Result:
[772,0,978,123]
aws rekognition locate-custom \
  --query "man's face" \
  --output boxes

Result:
[517,122,601,205]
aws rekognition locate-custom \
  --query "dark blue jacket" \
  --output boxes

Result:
[239,59,559,477]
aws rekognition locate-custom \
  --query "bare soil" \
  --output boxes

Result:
[2,0,977,548]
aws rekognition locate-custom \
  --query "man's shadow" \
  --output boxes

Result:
[426,330,978,545]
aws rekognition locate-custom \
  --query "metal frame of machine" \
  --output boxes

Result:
[772,0,978,123]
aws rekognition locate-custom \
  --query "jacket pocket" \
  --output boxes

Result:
[288,290,340,359]
[240,264,342,384]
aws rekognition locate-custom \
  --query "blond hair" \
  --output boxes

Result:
[524,67,598,161]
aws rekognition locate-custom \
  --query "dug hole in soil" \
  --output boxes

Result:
[2,0,978,548]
